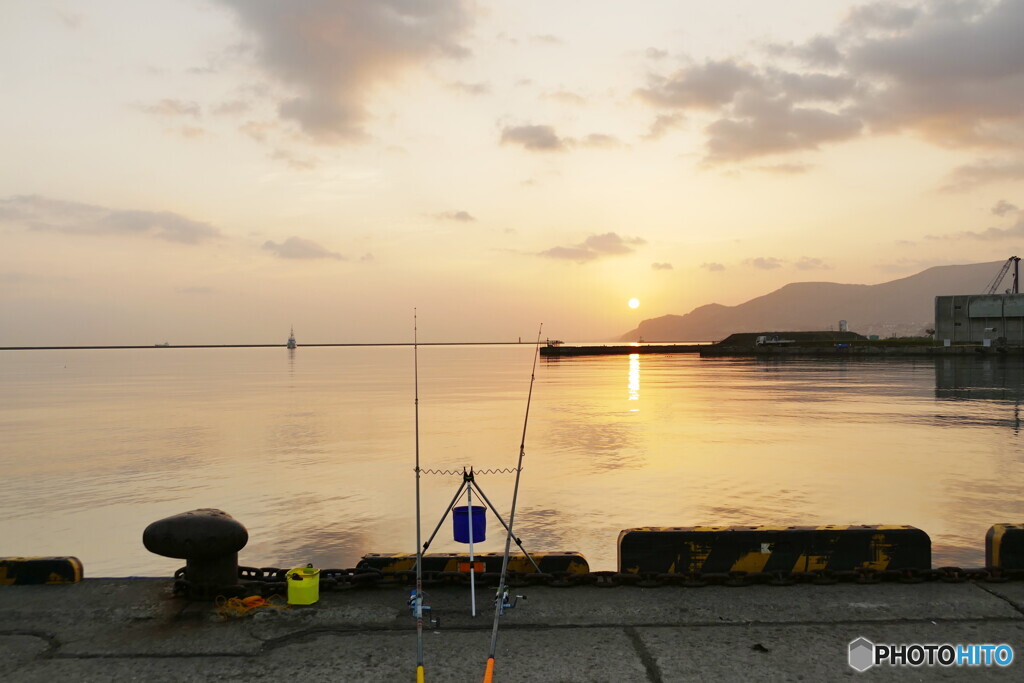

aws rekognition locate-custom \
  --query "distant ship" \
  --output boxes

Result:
[287,327,296,349]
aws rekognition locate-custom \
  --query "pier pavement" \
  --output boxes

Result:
[2,579,1023,681]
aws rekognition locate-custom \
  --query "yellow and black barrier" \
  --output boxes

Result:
[618,525,930,575]
[358,552,589,575]
[0,556,83,585]
[986,524,1024,570]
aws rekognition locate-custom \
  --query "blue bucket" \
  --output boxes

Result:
[453,505,486,543]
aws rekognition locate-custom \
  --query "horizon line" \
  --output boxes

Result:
[0,340,713,351]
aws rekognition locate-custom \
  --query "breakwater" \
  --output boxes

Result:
[540,344,706,357]
[700,343,1024,357]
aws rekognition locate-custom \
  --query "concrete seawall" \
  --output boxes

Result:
[2,579,1022,681]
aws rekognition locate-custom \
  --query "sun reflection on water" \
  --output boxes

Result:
[628,353,640,409]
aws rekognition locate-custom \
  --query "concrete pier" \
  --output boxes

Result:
[2,579,1022,681]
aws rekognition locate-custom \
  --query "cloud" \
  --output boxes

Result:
[637,60,758,109]
[539,232,646,263]
[705,93,862,162]
[847,1,1024,148]
[540,245,593,261]
[756,162,813,174]
[992,200,1019,216]
[843,3,919,32]
[635,1,1024,166]
[213,100,251,116]
[530,34,562,46]
[579,133,622,149]
[240,120,275,142]
[766,35,842,67]
[0,195,221,244]
[262,236,343,259]
[450,81,490,95]
[651,262,673,270]
[794,256,832,270]
[584,232,645,254]
[217,0,473,144]
[435,210,475,222]
[934,220,1024,241]
[636,59,861,162]
[943,159,1024,191]
[701,262,726,272]
[500,126,621,152]
[500,124,567,152]
[140,99,201,117]
[926,199,1024,240]
[747,257,783,270]
[187,63,220,76]
[770,70,858,102]
[643,113,686,140]
[171,125,207,139]
[270,148,318,170]
[645,48,668,60]
[0,271,74,285]
[93,210,216,242]
[53,8,84,29]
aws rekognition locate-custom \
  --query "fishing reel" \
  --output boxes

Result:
[408,590,440,628]
[494,587,525,615]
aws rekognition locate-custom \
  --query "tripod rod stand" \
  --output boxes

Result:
[421,467,541,574]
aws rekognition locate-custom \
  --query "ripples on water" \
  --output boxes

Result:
[0,347,1020,575]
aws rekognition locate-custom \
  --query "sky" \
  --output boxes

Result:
[1,0,1023,345]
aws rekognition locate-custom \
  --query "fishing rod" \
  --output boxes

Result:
[412,309,425,683]
[484,324,543,683]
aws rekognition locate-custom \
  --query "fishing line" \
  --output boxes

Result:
[413,309,425,683]
[420,467,518,476]
[484,324,542,682]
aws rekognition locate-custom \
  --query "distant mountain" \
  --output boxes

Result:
[621,260,1006,342]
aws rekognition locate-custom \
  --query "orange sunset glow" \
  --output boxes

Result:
[1,1,1022,345]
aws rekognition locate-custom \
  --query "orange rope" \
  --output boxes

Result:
[215,594,288,620]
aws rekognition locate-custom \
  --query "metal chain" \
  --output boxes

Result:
[172,564,1024,599]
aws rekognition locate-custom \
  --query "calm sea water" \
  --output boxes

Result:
[0,346,1021,577]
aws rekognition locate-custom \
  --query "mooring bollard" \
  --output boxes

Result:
[143,508,248,599]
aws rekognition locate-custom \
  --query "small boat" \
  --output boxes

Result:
[287,327,296,349]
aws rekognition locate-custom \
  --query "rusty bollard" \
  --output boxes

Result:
[143,508,248,599]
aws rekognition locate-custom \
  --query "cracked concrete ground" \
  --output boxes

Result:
[1,579,1023,681]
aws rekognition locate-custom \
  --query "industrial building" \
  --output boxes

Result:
[935,256,1023,347]
[934,294,1024,346]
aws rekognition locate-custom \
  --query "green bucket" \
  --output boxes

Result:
[287,564,320,605]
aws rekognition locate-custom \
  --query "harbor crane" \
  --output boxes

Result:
[984,256,1020,294]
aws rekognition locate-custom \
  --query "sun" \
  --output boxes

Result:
[628,298,640,309]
